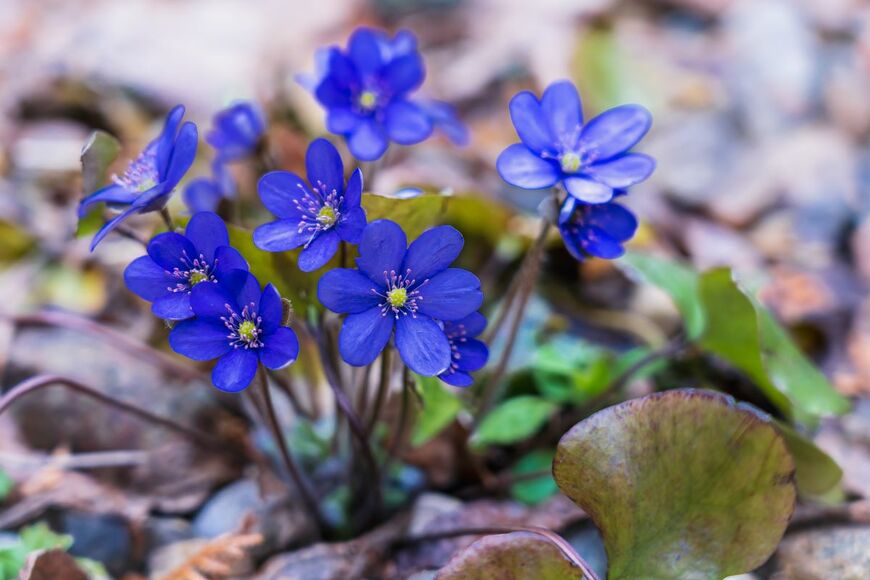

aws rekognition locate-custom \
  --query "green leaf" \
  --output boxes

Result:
[473,396,557,448]
[620,251,705,340]
[362,192,445,240]
[410,375,463,447]
[510,450,558,505]
[437,531,584,579]
[698,268,849,422]
[0,468,12,501]
[78,130,122,237]
[553,389,795,579]
[532,342,613,405]
[774,420,843,498]
[19,523,73,553]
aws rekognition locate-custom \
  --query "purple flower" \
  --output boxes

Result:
[169,270,299,392]
[317,220,483,376]
[183,160,236,213]
[306,27,434,161]
[79,105,198,250]
[558,196,638,260]
[253,138,366,272]
[124,212,248,320]
[206,101,266,162]
[497,81,654,204]
[438,312,489,387]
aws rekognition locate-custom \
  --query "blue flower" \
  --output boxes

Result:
[438,312,489,387]
[307,27,435,161]
[497,81,654,204]
[79,105,198,250]
[206,101,266,162]
[183,160,236,213]
[418,100,469,146]
[169,270,299,392]
[317,220,483,375]
[557,196,638,260]
[253,138,366,272]
[124,212,248,320]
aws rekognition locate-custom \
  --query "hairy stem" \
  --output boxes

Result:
[253,369,326,533]
[0,374,224,452]
[367,347,392,436]
[383,366,412,477]
[159,207,176,232]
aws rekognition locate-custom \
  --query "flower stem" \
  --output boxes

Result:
[383,365,412,478]
[0,374,226,453]
[268,369,315,420]
[367,347,392,436]
[477,217,550,418]
[253,369,327,533]
[159,208,176,232]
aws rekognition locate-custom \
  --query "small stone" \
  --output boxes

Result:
[776,526,870,579]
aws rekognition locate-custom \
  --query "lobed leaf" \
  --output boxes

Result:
[411,374,464,447]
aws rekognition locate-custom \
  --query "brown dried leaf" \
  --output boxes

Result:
[162,533,263,580]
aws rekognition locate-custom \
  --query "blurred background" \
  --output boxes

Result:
[1,0,869,576]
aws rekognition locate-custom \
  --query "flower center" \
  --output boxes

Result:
[222,303,264,349]
[358,90,378,111]
[374,269,428,319]
[113,149,160,193]
[167,253,217,293]
[560,152,582,173]
[188,270,209,285]
[316,205,337,228]
[387,287,408,308]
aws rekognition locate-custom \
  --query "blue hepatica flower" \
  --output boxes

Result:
[253,138,366,272]
[124,212,248,320]
[318,220,483,376]
[497,81,654,204]
[169,270,299,392]
[438,312,489,387]
[558,196,638,260]
[206,101,266,162]
[183,160,236,213]
[79,105,198,250]
[307,27,437,161]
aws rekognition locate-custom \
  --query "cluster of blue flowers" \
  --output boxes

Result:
[497,81,653,259]
[78,28,655,393]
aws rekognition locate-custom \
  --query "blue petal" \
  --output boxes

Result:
[227,270,262,310]
[496,144,559,190]
[124,255,173,301]
[383,53,425,95]
[439,370,473,388]
[213,245,249,277]
[79,184,137,218]
[258,283,284,334]
[583,226,627,259]
[153,105,185,177]
[338,306,394,366]
[260,326,299,370]
[152,292,193,320]
[356,219,407,284]
[343,168,363,208]
[336,206,366,244]
[212,348,259,392]
[325,48,359,88]
[348,120,388,162]
[402,225,463,281]
[258,171,309,220]
[508,91,556,155]
[317,268,379,314]
[564,177,613,204]
[578,104,652,162]
[327,108,362,135]
[185,212,228,262]
[161,122,198,188]
[306,138,344,197]
[558,196,578,227]
[418,268,482,321]
[253,220,309,252]
[391,29,418,56]
[189,278,239,319]
[454,338,488,373]
[348,28,386,76]
[298,230,340,272]
[88,204,141,251]
[385,101,433,145]
[586,202,638,243]
[540,81,583,147]
[183,178,222,213]
[315,77,353,108]
[169,319,231,361]
[420,100,469,146]
[395,314,451,376]
[147,232,197,271]
[445,311,487,338]
[585,153,655,188]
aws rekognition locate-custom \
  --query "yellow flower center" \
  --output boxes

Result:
[561,152,582,173]
[238,320,257,342]
[387,287,408,308]
[359,91,377,110]
[317,205,337,228]
[188,271,209,285]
